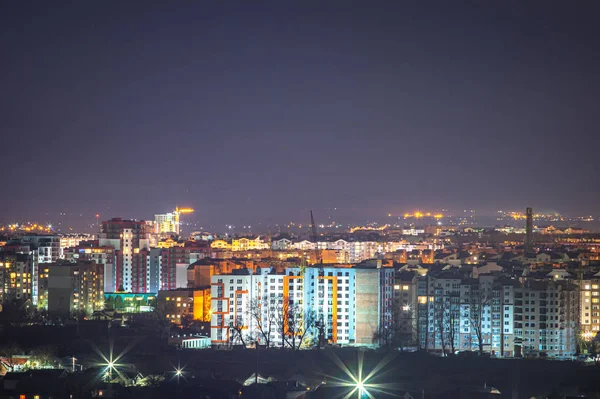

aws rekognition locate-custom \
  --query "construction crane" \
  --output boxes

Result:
[174,207,194,235]
[310,210,322,266]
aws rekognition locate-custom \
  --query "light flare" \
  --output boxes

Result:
[320,350,400,398]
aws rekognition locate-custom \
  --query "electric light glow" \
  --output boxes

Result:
[321,350,399,399]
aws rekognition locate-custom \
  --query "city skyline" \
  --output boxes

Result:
[2,1,600,228]
[2,206,600,235]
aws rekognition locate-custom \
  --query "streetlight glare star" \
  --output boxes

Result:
[321,351,399,399]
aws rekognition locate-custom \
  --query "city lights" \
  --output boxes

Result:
[322,350,399,399]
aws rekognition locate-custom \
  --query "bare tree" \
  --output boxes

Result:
[315,314,327,350]
[0,342,22,372]
[468,287,490,355]
[154,300,172,341]
[395,307,417,351]
[228,321,251,348]
[287,306,315,350]
[435,296,448,356]
[250,298,276,348]
[273,297,315,350]
[447,300,458,355]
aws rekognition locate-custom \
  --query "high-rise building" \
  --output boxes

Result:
[210,266,394,348]
[513,280,578,357]
[63,240,116,294]
[47,260,104,319]
[525,207,533,253]
[99,218,150,292]
[415,272,577,358]
[21,234,61,305]
[0,253,33,303]
[579,273,600,334]
[160,243,207,290]
[155,213,178,234]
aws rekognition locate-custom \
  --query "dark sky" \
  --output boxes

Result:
[2,1,599,230]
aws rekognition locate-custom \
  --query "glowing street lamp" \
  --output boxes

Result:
[322,350,398,399]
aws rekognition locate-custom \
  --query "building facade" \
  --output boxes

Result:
[99,218,150,292]
[210,266,394,348]
[47,261,104,319]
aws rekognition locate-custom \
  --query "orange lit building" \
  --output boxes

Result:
[157,287,211,324]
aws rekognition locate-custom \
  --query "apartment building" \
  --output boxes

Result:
[415,271,577,358]
[210,265,393,348]
[157,287,211,324]
[0,253,32,303]
[47,260,104,319]
[513,280,578,357]
[580,272,600,333]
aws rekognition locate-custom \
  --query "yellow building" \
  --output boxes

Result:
[210,240,231,250]
[157,238,184,248]
[231,236,269,251]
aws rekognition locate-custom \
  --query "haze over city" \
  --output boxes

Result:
[2,1,600,230]
[2,2,600,399]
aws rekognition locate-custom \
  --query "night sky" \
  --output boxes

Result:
[2,1,599,231]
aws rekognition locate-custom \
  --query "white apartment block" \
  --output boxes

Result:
[210,266,390,348]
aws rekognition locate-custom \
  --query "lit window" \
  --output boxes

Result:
[418,296,427,304]
[402,285,409,291]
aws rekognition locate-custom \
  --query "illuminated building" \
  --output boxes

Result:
[0,253,32,303]
[415,273,577,358]
[59,233,94,252]
[210,239,230,250]
[209,237,270,252]
[21,234,61,263]
[187,258,280,288]
[580,273,600,334]
[64,240,116,294]
[513,280,578,357]
[231,236,269,251]
[210,266,394,348]
[394,272,419,346]
[47,260,104,319]
[402,227,425,236]
[159,242,208,290]
[210,268,284,347]
[158,287,211,324]
[103,292,156,312]
[156,237,182,248]
[21,234,61,304]
[155,213,178,234]
[271,238,292,251]
[99,218,150,292]
[155,207,194,235]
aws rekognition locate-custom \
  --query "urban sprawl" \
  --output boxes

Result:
[2,208,599,361]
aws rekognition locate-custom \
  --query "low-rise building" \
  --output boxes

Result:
[157,287,211,324]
